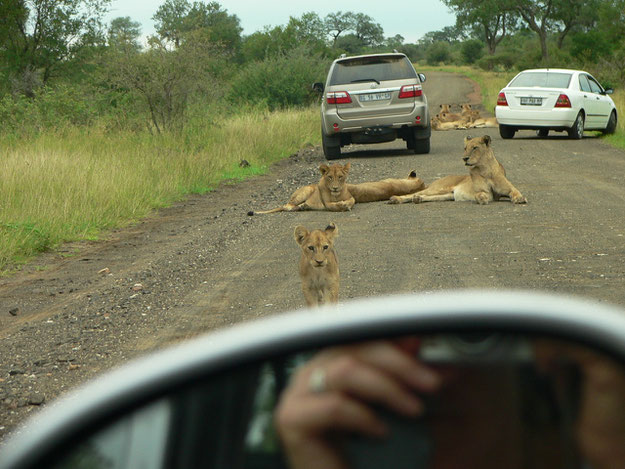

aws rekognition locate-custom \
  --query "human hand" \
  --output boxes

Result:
[274,339,441,469]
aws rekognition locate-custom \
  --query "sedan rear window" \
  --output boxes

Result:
[329,56,417,86]
[509,72,572,89]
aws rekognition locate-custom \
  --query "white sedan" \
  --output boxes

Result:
[495,68,618,139]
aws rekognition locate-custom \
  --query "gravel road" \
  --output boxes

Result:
[1,72,625,443]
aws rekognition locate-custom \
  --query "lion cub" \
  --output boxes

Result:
[294,223,339,307]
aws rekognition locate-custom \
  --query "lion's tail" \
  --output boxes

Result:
[249,206,285,215]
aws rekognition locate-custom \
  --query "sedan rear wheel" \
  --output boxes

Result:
[602,110,617,135]
[499,124,515,139]
[568,112,584,139]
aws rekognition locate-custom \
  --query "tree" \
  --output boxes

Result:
[461,39,485,63]
[419,25,464,46]
[107,31,227,132]
[553,0,601,49]
[352,13,384,47]
[288,12,326,45]
[0,0,110,95]
[184,2,242,53]
[385,34,405,50]
[152,0,189,48]
[108,16,142,51]
[443,0,517,55]
[152,1,242,53]
[325,12,356,46]
[334,34,366,54]
[512,0,559,61]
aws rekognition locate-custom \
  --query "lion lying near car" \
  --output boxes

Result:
[432,104,498,130]
[294,223,339,306]
[389,135,527,205]
[251,163,425,214]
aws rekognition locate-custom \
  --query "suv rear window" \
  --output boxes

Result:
[509,72,572,89]
[329,56,417,86]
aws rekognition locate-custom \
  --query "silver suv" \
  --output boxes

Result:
[314,53,430,160]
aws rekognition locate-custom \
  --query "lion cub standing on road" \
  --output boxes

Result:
[389,135,527,205]
[294,223,339,307]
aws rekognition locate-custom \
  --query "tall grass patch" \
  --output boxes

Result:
[0,107,319,271]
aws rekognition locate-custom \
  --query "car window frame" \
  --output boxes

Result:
[578,75,592,93]
[586,75,603,94]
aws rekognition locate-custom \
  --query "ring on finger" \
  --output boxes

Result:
[308,368,327,394]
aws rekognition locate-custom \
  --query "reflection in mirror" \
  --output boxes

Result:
[52,399,171,469]
[51,335,625,469]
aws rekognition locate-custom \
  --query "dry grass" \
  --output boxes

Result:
[0,107,319,270]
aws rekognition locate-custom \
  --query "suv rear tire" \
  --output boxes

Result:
[411,137,430,154]
[322,131,341,160]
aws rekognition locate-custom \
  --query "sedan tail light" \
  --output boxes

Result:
[399,85,423,98]
[326,91,352,104]
[497,92,508,106]
[555,94,572,108]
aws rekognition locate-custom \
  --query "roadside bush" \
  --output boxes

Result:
[226,47,327,110]
[0,84,101,135]
[461,40,485,65]
[570,31,613,62]
[426,42,452,65]
[476,52,515,71]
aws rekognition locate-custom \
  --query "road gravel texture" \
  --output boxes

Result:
[1,72,625,443]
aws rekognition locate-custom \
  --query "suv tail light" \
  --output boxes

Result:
[555,94,572,108]
[326,91,352,104]
[399,85,422,98]
[497,92,508,106]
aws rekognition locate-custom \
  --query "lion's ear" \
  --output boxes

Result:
[482,135,491,146]
[325,223,338,240]
[343,162,351,173]
[319,164,329,175]
[464,136,471,144]
[294,226,309,245]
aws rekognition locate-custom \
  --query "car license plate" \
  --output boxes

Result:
[520,97,542,106]
[360,92,391,102]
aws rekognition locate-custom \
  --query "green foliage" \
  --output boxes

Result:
[570,31,613,62]
[476,51,515,71]
[461,39,485,64]
[105,31,229,132]
[426,42,453,65]
[152,0,242,53]
[108,16,142,51]
[0,0,110,95]
[226,48,328,110]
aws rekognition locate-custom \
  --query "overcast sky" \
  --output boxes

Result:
[104,0,456,44]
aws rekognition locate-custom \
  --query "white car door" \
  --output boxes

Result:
[578,74,599,128]
[585,74,612,129]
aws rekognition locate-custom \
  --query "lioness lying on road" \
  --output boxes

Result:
[389,135,527,205]
[294,223,339,307]
[251,163,425,214]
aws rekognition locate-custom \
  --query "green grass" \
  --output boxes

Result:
[0,107,320,272]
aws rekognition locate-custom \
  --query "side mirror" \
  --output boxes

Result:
[604,88,614,95]
[312,82,324,93]
[418,73,426,83]
[2,292,625,469]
